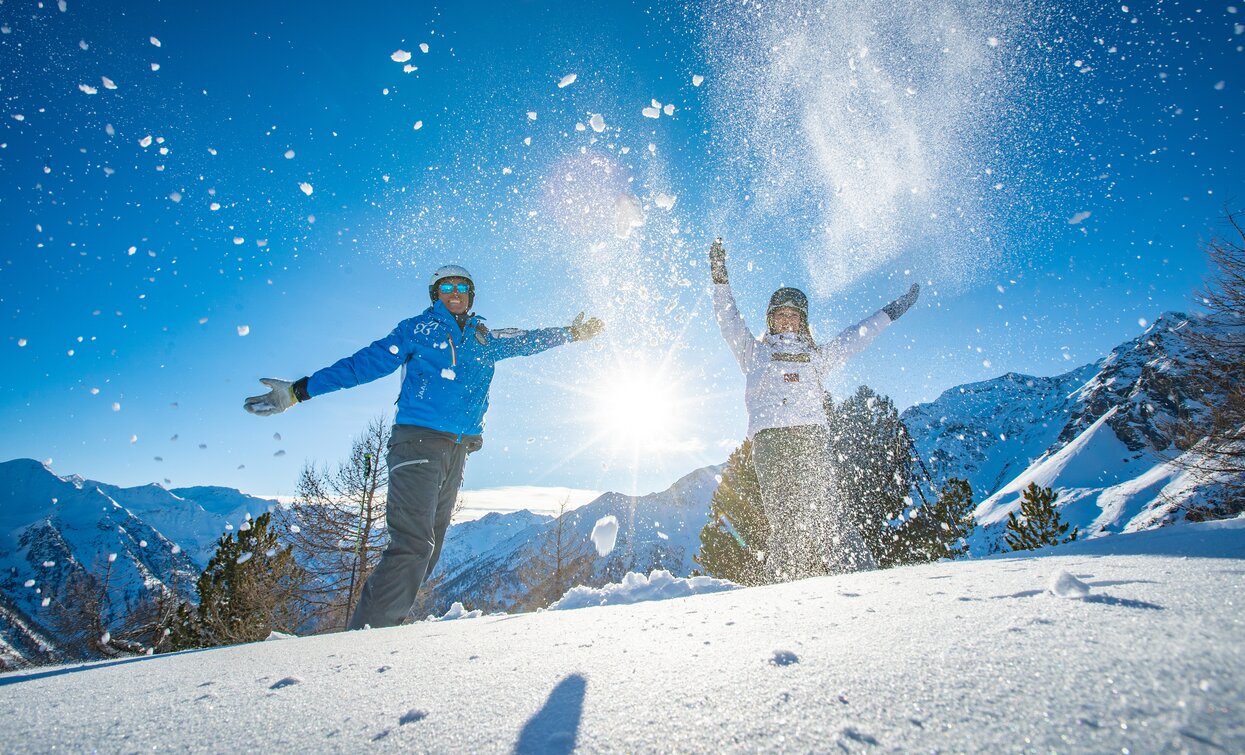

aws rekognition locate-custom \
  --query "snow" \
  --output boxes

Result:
[390,49,411,63]
[1048,569,1090,599]
[557,73,576,88]
[973,405,1184,540]
[1,519,1241,751]
[430,602,482,621]
[588,113,605,133]
[612,194,643,239]
[550,569,737,611]
[589,515,618,556]
[298,182,313,196]
[440,368,455,380]
[692,74,704,86]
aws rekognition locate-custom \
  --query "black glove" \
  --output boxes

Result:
[709,238,728,284]
[883,283,920,321]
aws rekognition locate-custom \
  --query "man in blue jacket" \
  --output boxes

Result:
[243,264,604,629]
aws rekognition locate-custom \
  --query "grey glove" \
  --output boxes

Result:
[244,378,299,416]
[882,283,920,321]
[569,312,604,341]
[709,238,728,284]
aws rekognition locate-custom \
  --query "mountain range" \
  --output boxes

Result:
[1,311,1238,669]
[903,312,1235,551]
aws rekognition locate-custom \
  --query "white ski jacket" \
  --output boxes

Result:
[713,282,893,438]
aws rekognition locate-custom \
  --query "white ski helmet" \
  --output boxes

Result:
[428,264,475,306]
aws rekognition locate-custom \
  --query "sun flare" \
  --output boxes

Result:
[592,370,686,452]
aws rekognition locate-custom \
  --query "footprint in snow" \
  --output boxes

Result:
[399,709,428,725]
[269,676,302,689]
[769,650,799,666]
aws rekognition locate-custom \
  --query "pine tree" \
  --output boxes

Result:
[694,440,771,586]
[899,478,977,562]
[516,498,596,609]
[1004,482,1078,552]
[168,513,308,650]
[827,386,916,568]
[279,416,390,632]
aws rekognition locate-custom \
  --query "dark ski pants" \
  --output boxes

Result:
[751,425,875,582]
[348,424,480,630]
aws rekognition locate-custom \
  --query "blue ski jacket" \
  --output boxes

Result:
[303,301,574,440]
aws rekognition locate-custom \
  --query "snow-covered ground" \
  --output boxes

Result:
[2,518,1241,753]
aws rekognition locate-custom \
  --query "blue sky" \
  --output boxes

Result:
[1,0,1241,498]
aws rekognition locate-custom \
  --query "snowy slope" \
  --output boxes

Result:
[1,518,1240,752]
[0,460,261,667]
[971,408,1241,551]
[904,312,1243,553]
[0,591,60,671]
[903,312,1221,501]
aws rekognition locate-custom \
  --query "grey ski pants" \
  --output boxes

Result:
[348,425,481,630]
[751,425,875,582]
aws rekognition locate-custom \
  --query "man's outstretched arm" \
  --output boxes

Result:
[243,325,408,415]
[488,312,604,361]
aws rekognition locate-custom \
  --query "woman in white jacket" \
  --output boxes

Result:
[709,239,919,582]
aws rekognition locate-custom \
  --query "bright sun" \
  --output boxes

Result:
[593,370,685,452]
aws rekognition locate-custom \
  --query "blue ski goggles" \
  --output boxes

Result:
[438,282,473,294]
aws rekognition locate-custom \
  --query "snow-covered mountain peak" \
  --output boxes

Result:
[1061,311,1215,454]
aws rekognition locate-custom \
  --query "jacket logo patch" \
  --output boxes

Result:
[772,352,811,363]
[783,373,800,382]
